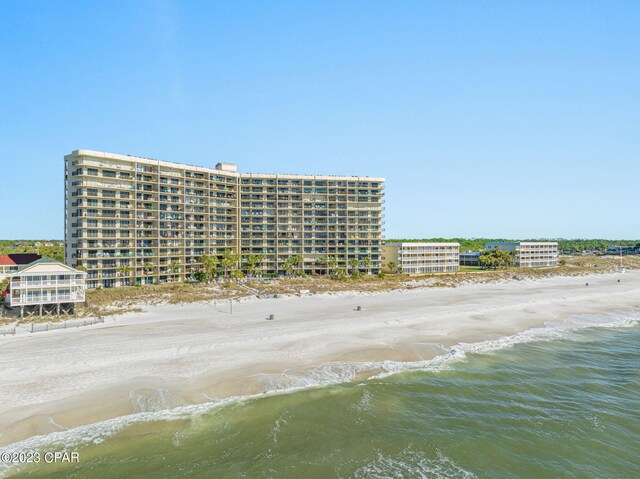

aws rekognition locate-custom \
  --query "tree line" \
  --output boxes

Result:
[191,252,374,282]
[0,240,64,263]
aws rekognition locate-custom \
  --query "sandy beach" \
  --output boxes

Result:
[1,271,639,447]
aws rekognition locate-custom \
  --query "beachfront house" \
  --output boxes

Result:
[485,242,559,268]
[3,258,87,318]
[383,242,460,274]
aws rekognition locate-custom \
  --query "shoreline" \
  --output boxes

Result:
[1,271,639,449]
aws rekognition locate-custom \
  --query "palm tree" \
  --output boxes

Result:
[220,249,240,279]
[168,261,181,282]
[349,257,360,276]
[362,256,371,273]
[332,267,347,280]
[327,256,338,277]
[117,264,131,277]
[245,254,266,277]
[143,262,155,280]
[199,254,219,282]
[291,255,304,276]
[315,257,328,275]
[283,257,295,277]
[387,261,397,273]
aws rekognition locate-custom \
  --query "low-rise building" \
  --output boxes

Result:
[383,242,460,274]
[459,251,481,266]
[485,241,558,268]
[2,258,87,318]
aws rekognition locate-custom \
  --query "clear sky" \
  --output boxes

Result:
[1,1,638,240]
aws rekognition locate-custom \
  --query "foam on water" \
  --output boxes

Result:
[1,308,639,477]
[346,448,478,479]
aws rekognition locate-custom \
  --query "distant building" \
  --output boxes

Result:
[383,242,460,274]
[0,254,42,280]
[459,251,481,266]
[485,242,559,268]
[2,258,87,318]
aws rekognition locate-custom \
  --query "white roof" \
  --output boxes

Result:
[384,242,460,247]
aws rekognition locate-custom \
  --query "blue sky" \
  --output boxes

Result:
[1,1,638,240]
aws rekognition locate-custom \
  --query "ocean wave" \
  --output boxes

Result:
[346,447,478,479]
[1,308,638,477]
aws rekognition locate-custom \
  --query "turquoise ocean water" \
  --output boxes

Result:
[3,310,639,478]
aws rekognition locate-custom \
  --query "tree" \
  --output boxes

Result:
[479,249,514,269]
[200,254,219,282]
[327,256,338,276]
[315,256,328,275]
[332,267,347,280]
[168,261,182,281]
[387,261,397,273]
[230,268,244,280]
[283,255,303,276]
[193,271,207,283]
[283,259,295,277]
[362,256,371,272]
[245,254,266,277]
[349,258,360,277]
[75,264,88,272]
[291,255,304,275]
[117,264,131,277]
[38,245,65,263]
[0,277,9,294]
[143,262,155,275]
[220,250,240,279]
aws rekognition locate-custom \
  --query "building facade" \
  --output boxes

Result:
[485,241,559,267]
[65,150,385,288]
[383,242,460,275]
[3,258,86,317]
[459,251,481,266]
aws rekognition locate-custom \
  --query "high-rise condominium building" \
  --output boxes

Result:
[65,150,384,288]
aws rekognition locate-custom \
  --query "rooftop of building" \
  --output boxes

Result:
[486,241,558,246]
[9,258,87,277]
[0,253,42,266]
[384,242,461,247]
[67,149,385,182]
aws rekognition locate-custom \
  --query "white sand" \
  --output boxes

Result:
[1,271,639,446]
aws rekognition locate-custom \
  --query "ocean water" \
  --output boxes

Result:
[4,311,640,479]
